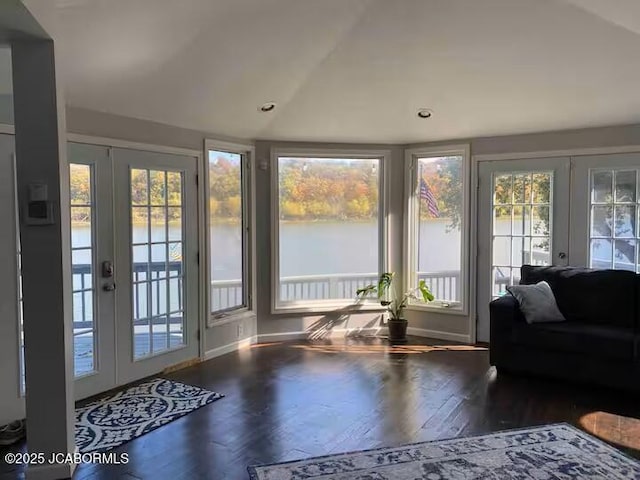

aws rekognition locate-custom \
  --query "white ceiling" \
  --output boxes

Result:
[50,0,640,143]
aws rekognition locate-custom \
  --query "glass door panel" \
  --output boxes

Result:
[130,168,185,359]
[70,163,97,376]
[491,171,553,297]
[589,169,640,271]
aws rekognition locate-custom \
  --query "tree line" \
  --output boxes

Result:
[71,157,531,228]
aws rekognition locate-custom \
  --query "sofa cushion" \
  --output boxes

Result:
[511,321,635,361]
[506,281,566,324]
[520,265,637,329]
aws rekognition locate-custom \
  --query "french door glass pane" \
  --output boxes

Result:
[69,163,96,377]
[491,171,553,298]
[131,168,185,359]
[208,150,245,313]
[589,169,640,271]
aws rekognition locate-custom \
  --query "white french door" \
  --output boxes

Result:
[113,147,199,384]
[70,143,199,399]
[477,157,571,342]
[0,133,24,425]
[69,143,115,399]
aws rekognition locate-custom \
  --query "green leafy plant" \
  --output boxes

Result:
[356,272,434,320]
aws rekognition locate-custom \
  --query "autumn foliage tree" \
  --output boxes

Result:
[278,159,379,220]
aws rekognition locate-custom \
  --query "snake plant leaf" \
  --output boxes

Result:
[356,284,377,297]
[418,279,435,302]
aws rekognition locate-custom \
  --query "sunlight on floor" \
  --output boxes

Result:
[580,411,640,453]
[287,344,488,355]
[249,342,283,349]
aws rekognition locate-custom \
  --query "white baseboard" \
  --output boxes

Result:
[257,326,382,343]
[407,327,470,344]
[203,336,257,360]
[256,331,307,342]
[202,327,469,360]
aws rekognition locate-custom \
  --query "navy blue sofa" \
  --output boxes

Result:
[490,265,640,391]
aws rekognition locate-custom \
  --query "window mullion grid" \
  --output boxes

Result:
[164,171,170,352]
[146,170,153,357]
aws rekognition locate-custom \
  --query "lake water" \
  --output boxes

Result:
[70,218,554,321]
[71,219,464,281]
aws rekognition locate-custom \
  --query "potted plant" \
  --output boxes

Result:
[356,272,434,344]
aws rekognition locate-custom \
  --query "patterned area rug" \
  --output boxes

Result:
[248,424,640,479]
[75,378,223,453]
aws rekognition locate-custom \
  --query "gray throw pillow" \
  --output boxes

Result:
[506,280,566,324]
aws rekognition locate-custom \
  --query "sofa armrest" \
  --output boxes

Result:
[490,295,526,332]
[489,295,525,366]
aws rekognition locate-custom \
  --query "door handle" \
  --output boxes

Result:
[558,252,567,259]
[103,282,116,292]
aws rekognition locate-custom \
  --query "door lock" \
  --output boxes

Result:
[102,260,114,278]
[558,252,567,259]
[103,283,116,292]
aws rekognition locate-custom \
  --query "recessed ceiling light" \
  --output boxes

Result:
[259,102,277,113]
[417,108,433,119]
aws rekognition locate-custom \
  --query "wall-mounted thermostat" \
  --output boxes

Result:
[25,183,55,225]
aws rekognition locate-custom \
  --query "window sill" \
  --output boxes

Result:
[208,310,256,328]
[271,302,385,316]
[406,303,468,316]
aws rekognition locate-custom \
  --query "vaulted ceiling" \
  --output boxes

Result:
[48,0,640,143]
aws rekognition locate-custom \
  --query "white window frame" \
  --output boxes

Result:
[270,147,390,314]
[205,139,256,327]
[404,144,471,316]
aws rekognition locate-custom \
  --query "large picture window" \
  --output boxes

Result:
[272,152,386,311]
[207,142,252,319]
[406,146,469,312]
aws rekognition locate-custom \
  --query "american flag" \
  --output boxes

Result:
[420,178,440,217]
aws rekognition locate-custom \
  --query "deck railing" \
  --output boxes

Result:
[211,270,466,311]
[72,261,183,329]
[73,262,534,324]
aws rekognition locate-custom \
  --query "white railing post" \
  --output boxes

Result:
[329,276,339,298]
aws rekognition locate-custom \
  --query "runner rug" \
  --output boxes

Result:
[248,423,640,479]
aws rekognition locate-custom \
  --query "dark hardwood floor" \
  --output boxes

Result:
[2,336,640,479]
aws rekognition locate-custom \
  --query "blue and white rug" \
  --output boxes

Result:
[75,378,223,453]
[248,423,640,479]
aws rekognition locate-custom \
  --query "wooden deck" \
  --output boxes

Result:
[74,332,184,375]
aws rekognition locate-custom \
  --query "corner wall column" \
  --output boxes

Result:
[12,39,75,480]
